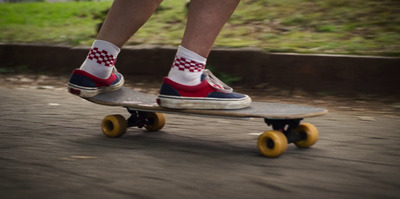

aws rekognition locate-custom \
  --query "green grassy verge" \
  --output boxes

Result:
[0,1,110,45]
[0,0,399,56]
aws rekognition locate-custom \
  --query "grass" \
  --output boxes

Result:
[225,0,400,56]
[0,1,109,45]
[0,0,399,56]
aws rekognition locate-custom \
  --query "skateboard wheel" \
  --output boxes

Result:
[257,130,288,158]
[101,114,127,138]
[144,112,166,132]
[293,123,319,148]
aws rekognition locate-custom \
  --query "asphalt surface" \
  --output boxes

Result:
[0,76,399,199]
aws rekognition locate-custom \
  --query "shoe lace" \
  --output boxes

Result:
[203,69,233,93]
[112,67,118,74]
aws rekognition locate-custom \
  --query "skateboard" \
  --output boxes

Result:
[87,87,327,158]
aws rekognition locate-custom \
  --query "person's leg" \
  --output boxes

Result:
[168,0,240,86]
[182,0,240,58]
[68,0,162,97]
[98,0,163,48]
[159,0,251,109]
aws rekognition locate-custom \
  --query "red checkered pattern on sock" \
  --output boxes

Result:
[172,56,205,72]
[87,47,116,67]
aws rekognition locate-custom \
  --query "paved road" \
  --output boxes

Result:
[0,85,399,199]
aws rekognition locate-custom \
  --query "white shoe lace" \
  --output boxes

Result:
[203,69,233,93]
[112,67,118,74]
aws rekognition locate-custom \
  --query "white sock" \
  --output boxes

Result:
[167,45,207,86]
[79,40,120,79]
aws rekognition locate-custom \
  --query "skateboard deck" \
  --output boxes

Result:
[88,87,327,119]
[87,87,328,158]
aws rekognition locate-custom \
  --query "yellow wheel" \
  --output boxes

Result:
[101,114,127,138]
[144,112,166,132]
[257,130,288,158]
[293,123,319,148]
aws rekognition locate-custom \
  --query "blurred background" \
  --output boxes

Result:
[1,0,399,56]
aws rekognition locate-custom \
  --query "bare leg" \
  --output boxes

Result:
[181,0,240,58]
[97,0,163,48]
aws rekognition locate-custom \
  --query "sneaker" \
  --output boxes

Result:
[157,69,251,109]
[67,68,124,98]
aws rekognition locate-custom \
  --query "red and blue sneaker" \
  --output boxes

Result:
[67,68,124,98]
[157,69,251,109]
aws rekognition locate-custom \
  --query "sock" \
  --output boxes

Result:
[167,45,207,86]
[79,40,120,79]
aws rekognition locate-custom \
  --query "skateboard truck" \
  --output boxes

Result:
[126,109,155,129]
[264,118,304,143]
[126,108,166,132]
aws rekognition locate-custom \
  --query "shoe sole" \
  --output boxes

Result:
[68,76,124,98]
[157,94,252,109]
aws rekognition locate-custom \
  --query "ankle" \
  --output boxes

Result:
[167,45,206,86]
[79,40,120,79]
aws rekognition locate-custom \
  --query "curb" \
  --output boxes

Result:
[1,43,399,96]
